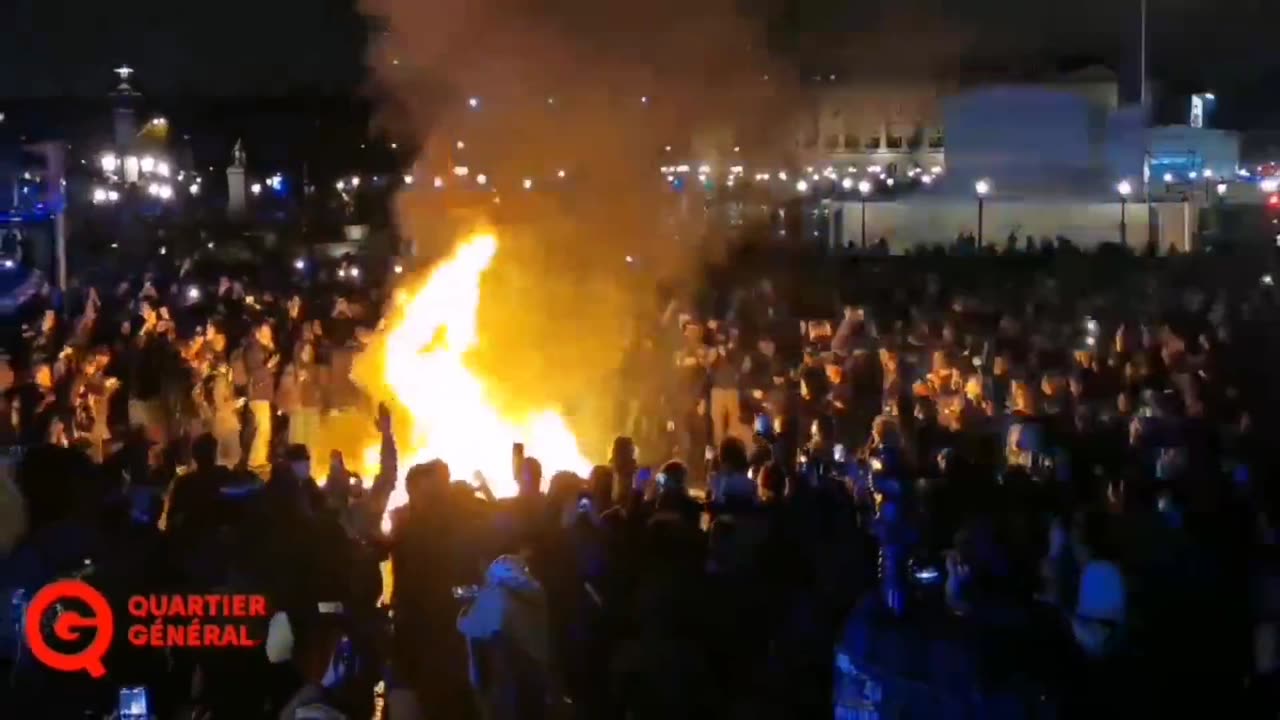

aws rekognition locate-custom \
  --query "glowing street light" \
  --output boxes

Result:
[1202,168,1214,178]
[100,152,119,173]
[403,175,415,184]
[140,156,156,174]
[350,176,361,188]
[250,183,263,196]
[1216,182,1228,196]
[975,179,992,246]
[857,179,873,248]
[453,166,470,177]
[107,190,120,202]
[522,178,533,189]
[92,188,108,204]
[336,180,346,191]
[1162,172,1174,184]
[795,179,809,193]
[557,169,566,178]
[841,177,854,191]
[456,141,466,150]
[157,184,173,200]
[468,97,479,109]
[1117,180,1133,245]
[189,184,200,195]
[433,176,445,188]
[921,174,934,185]
[156,161,171,178]
[476,174,488,185]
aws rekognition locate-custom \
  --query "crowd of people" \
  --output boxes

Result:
[0,238,1279,718]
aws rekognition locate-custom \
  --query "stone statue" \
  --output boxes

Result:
[231,139,246,168]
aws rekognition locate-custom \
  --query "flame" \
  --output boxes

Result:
[362,232,591,531]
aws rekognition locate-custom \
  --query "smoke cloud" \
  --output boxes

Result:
[360,0,796,457]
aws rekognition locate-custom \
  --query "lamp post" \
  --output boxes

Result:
[858,179,872,249]
[1117,180,1132,245]
[974,179,991,247]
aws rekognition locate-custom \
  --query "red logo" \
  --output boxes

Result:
[23,579,114,679]
[24,581,268,678]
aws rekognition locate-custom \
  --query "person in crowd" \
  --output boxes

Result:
[244,320,278,475]
[0,238,1276,718]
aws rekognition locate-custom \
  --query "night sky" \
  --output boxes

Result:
[1,0,1278,126]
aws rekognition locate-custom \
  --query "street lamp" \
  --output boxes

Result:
[841,177,854,191]
[100,153,119,174]
[795,179,809,193]
[857,180,872,249]
[975,179,992,247]
[1116,180,1133,245]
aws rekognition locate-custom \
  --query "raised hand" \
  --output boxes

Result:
[375,402,392,435]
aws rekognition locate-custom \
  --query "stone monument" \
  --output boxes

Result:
[227,139,247,219]
[109,65,141,150]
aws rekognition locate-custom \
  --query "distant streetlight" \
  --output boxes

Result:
[1162,172,1174,184]
[468,97,479,109]
[557,169,566,178]
[92,188,107,204]
[157,184,173,200]
[250,183,262,196]
[476,174,488,185]
[1216,182,1228,196]
[858,179,873,249]
[795,179,809,193]
[189,184,200,195]
[456,141,466,150]
[841,177,854,191]
[403,175,414,185]
[975,179,992,247]
[1117,180,1133,245]
[522,178,533,190]
[140,156,156,174]
[433,176,445,188]
[100,152,119,173]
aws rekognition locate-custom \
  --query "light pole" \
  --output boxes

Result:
[858,179,872,249]
[975,179,991,247]
[1117,180,1132,245]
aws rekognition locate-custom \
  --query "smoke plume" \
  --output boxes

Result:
[360,0,795,456]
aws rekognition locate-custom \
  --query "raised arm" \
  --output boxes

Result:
[368,403,398,514]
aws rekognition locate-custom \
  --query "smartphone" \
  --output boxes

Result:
[511,443,525,485]
[635,467,653,490]
[452,585,480,600]
[833,444,848,463]
[119,686,149,720]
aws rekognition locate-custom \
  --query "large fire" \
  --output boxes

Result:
[361,232,591,528]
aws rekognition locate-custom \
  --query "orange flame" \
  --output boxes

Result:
[362,232,591,531]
